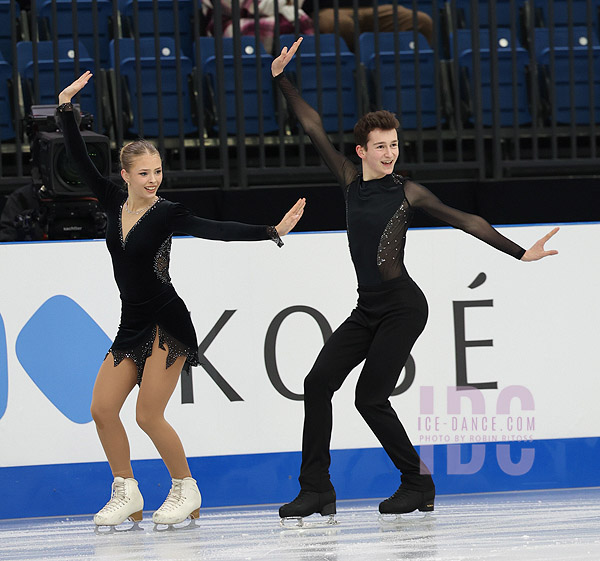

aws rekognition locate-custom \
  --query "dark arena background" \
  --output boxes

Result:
[0,1,599,560]
[0,0,599,235]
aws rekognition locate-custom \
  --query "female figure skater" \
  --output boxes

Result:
[272,38,558,521]
[57,72,305,529]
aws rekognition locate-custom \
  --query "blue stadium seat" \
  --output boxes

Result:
[118,0,194,59]
[0,0,13,62]
[360,32,439,129]
[452,28,531,126]
[196,36,278,135]
[37,0,112,65]
[378,0,434,15]
[442,0,528,60]
[17,40,97,116]
[279,34,358,132]
[451,0,524,28]
[533,27,600,124]
[0,50,14,140]
[533,25,600,53]
[110,37,195,137]
[531,0,595,27]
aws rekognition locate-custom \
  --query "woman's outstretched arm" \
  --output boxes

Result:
[57,71,121,208]
[170,198,306,246]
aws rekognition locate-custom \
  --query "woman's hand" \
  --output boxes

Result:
[275,198,306,236]
[521,227,559,261]
[58,70,93,105]
[271,37,303,77]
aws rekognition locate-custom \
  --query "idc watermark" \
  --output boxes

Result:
[417,385,536,476]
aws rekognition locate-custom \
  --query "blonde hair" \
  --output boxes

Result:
[119,139,160,172]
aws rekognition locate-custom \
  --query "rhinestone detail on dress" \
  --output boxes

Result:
[267,225,284,247]
[154,236,173,285]
[119,198,161,248]
[109,325,200,385]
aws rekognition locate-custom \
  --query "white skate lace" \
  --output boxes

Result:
[156,480,186,513]
[97,480,131,514]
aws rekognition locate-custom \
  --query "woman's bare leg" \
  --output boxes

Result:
[90,355,138,478]
[136,332,189,479]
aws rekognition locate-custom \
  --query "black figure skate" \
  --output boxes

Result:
[378,486,435,526]
[279,489,338,528]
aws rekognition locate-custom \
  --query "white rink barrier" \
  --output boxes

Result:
[1,223,599,518]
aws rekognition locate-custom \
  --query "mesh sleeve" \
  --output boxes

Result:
[275,74,358,190]
[404,180,525,259]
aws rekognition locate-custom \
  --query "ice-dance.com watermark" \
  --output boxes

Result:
[417,385,536,475]
[418,414,535,443]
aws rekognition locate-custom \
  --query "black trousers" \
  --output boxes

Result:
[299,276,434,493]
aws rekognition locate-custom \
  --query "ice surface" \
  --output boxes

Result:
[1,488,599,561]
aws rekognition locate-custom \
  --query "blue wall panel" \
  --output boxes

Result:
[1,437,599,519]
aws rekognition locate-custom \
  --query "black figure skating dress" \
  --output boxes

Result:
[275,74,525,493]
[59,105,280,384]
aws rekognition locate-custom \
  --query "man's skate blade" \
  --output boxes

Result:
[153,517,200,532]
[94,520,144,534]
[378,511,435,527]
[280,513,338,529]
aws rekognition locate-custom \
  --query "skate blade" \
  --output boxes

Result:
[94,520,144,534]
[280,514,338,529]
[153,517,200,532]
[378,511,435,527]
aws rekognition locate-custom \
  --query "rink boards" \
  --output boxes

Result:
[1,223,599,519]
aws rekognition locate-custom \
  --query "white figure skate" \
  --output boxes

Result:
[94,477,144,533]
[152,477,201,531]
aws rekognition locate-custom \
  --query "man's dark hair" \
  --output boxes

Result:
[353,110,400,148]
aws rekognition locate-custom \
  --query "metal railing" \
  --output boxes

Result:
[0,0,599,193]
